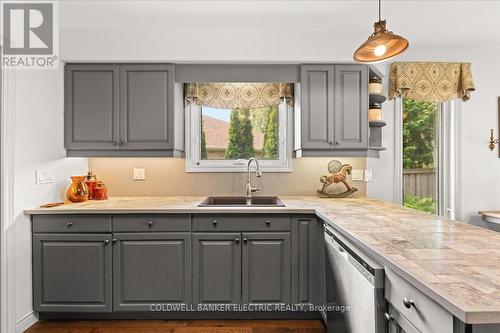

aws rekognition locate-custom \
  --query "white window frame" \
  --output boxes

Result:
[185,95,295,173]
[395,97,461,219]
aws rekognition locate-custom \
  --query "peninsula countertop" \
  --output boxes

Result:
[25,196,500,324]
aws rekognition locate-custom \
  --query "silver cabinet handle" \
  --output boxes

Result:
[384,313,394,321]
[104,239,109,245]
[119,141,125,146]
[67,221,73,227]
[335,141,340,145]
[243,237,248,243]
[403,297,415,309]
[113,141,118,146]
[212,220,218,226]
[148,221,154,227]
[235,238,240,244]
[266,219,271,225]
[329,141,333,145]
[112,238,117,244]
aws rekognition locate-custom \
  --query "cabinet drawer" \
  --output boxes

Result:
[193,215,291,232]
[385,268,453,333]
[113,214,190,232]
[33,215,111,233]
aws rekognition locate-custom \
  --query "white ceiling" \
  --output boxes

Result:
[57,0,500,61]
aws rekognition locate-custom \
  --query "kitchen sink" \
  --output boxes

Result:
[198,196,285,207]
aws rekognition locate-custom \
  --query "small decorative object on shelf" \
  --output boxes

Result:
[317,160,358,198]
[368,76,383,94]
[369,102,383,121]
[66,176,89,202]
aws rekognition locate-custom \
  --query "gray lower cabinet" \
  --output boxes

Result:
[242,232,291,304]
[65,64,175,156]
[113,232,191,311]
[292,216,325,305]
[387,304,420,333]
[192,233,242,304]
[33,233,113,312]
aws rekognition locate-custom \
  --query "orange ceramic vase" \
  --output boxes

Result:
[66,176,89,202]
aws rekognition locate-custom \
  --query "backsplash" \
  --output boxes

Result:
[89,157,367,197]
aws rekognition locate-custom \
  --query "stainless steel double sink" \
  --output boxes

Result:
[198,196,285,207]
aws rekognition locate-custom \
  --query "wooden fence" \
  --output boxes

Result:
[403,168,436,199]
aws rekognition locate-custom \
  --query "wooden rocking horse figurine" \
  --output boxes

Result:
[317,160,358,198]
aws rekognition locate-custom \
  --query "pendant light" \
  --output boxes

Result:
[353,0,409,63]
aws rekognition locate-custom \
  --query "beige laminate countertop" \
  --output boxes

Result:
[26,196,500,324]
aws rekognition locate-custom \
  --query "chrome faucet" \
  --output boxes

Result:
[245,158,262,200]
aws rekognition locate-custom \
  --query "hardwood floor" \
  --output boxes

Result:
[24,320,326,333]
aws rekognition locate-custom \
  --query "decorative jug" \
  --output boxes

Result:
[66,176,89,202]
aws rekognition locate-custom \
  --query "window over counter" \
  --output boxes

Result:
[185,82,294,172]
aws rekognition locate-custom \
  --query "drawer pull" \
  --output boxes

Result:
[148,221,154,227]
[112,238,117,244]
[67,221,73,227]
[403,297,415,309]
[212,220,218,226]
[266,219,271,225]
[384,313,394,321]
[235,238,240,244]
[104,239,109,245]
[243,237,248,243]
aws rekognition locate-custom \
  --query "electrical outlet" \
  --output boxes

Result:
[36,169,55,184]
[364,169,373,182]
[133,168,146,180]
[351,169,364,181]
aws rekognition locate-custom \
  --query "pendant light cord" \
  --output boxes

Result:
[378,0,381,21]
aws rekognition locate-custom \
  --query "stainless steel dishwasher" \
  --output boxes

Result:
[323,225,386,333]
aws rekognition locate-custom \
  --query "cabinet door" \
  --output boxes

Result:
[334,65,368,149]
[300,65,335,149]
[33,233,112,312]
[120,64,174,149]
[242,232,291,304]
[292,217,325,305]
[113,233,191,311]
[193,233,241,304]
[65,64,120,149]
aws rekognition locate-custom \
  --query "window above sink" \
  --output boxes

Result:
[185,82,294,172]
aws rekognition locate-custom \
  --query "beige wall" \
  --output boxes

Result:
[89,157,366,197]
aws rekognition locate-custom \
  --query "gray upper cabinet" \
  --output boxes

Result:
[33,233,112,312]
[119,65,174,150]
[113,232,191,311]
[300,65,334,149]
[334,65,368,149]
[65,64,175,156]
[299,64,369,155]
[65,65,120,150]
[242,232,291,304]
[192,233,242,304]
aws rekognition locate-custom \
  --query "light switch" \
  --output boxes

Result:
[351,169,364,181]
[364,169,373,182]
[36,169,55,184]
[133,168,146,180]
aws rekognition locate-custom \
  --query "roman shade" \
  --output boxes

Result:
[185,82,294,109]
[389,62,475,103]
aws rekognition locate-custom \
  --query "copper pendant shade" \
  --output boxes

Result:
[353,0,409,63]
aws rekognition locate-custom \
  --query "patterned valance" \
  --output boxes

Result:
[389,62,475,103]
[185,82,294,109]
